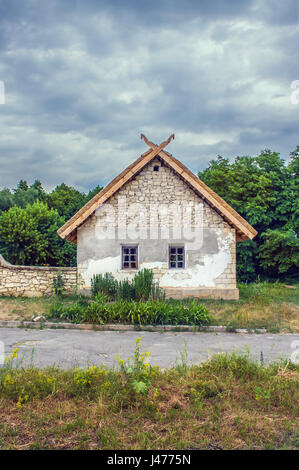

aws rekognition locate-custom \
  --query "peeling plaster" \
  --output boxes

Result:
[79,231,233,288]
[159,234,232,288]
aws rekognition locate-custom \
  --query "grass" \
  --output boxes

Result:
[0,341,298,450]
[0,293,78,321]
[200,282,299,333]
[0,281,298,332]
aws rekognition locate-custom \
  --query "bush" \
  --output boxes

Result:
[91,269,165,302]
[52,270,65,296]
[133,269,154,301]
[0,201,75,266]
[49,295,89,323]
[116,279,135,301]
[91,273,118,300]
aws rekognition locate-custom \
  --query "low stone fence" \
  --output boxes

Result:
[0,254,78,297]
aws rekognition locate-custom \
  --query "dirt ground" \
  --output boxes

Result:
[0,297,52,321]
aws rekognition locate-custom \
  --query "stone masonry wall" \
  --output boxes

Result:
[0,254,78,297]
[77,157,238,298]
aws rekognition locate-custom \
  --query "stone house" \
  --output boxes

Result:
[58,135,257,299]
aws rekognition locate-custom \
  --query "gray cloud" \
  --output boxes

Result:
[0,0,298,192]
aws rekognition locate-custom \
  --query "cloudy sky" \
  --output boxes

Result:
[0,0,298,192]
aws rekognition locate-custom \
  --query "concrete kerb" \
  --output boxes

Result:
[0,320,267,334]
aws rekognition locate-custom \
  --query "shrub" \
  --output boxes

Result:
[52,270,65,296]
[91,273,118,300]
[91,269,165,302]
[48,297,211,326]
[49,295,89,323]
[116,279,135,301]
[133,269,154,301]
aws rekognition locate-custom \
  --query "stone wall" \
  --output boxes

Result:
[0,254,78,297]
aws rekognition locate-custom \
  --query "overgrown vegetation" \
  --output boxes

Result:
[0,202,72,266]
[52,271,65,296]
[199,281,299,332]
[1,281,298,332]
[0,182,102,267]
[91,269,165,301]
[198,148,299,281]
[48,296,210,326]
[49,269,210,326]
[0,341,298,450]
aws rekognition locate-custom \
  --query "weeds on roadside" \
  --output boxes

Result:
[116,337,161,396]
[200,281,299,333]
[0,340,298,450]
[175,340,189,373]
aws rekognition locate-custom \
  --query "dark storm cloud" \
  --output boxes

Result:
[0,0,298,191]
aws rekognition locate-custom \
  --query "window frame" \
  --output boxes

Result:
[121,245,138,270]
[168,245,185,269]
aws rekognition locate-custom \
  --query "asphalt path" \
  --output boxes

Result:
[0,327,298,369]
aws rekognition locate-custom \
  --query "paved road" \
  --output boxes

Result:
[0,327,298,369]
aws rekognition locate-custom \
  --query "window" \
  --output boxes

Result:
[153,165,159,172]
[169,246,185,269]
[122,246,138,269]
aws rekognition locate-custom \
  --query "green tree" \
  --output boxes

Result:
[30,180,46,201]
[198,149,299,280]
[16,180,29,191]
[86,185,103,201]
[13,179,46,208]
[0,188,14,212]
[289,146,299,177]
[258,229,299,276]
[46,183,87,220]
[0,201,75,266]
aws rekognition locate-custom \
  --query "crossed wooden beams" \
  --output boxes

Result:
[141,133,174,157]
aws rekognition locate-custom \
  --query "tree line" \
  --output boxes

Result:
[0,147,298,281]
[198,147,298,281]
[0,182,102,267]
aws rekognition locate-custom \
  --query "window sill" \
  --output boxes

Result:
[120,268,138,272]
